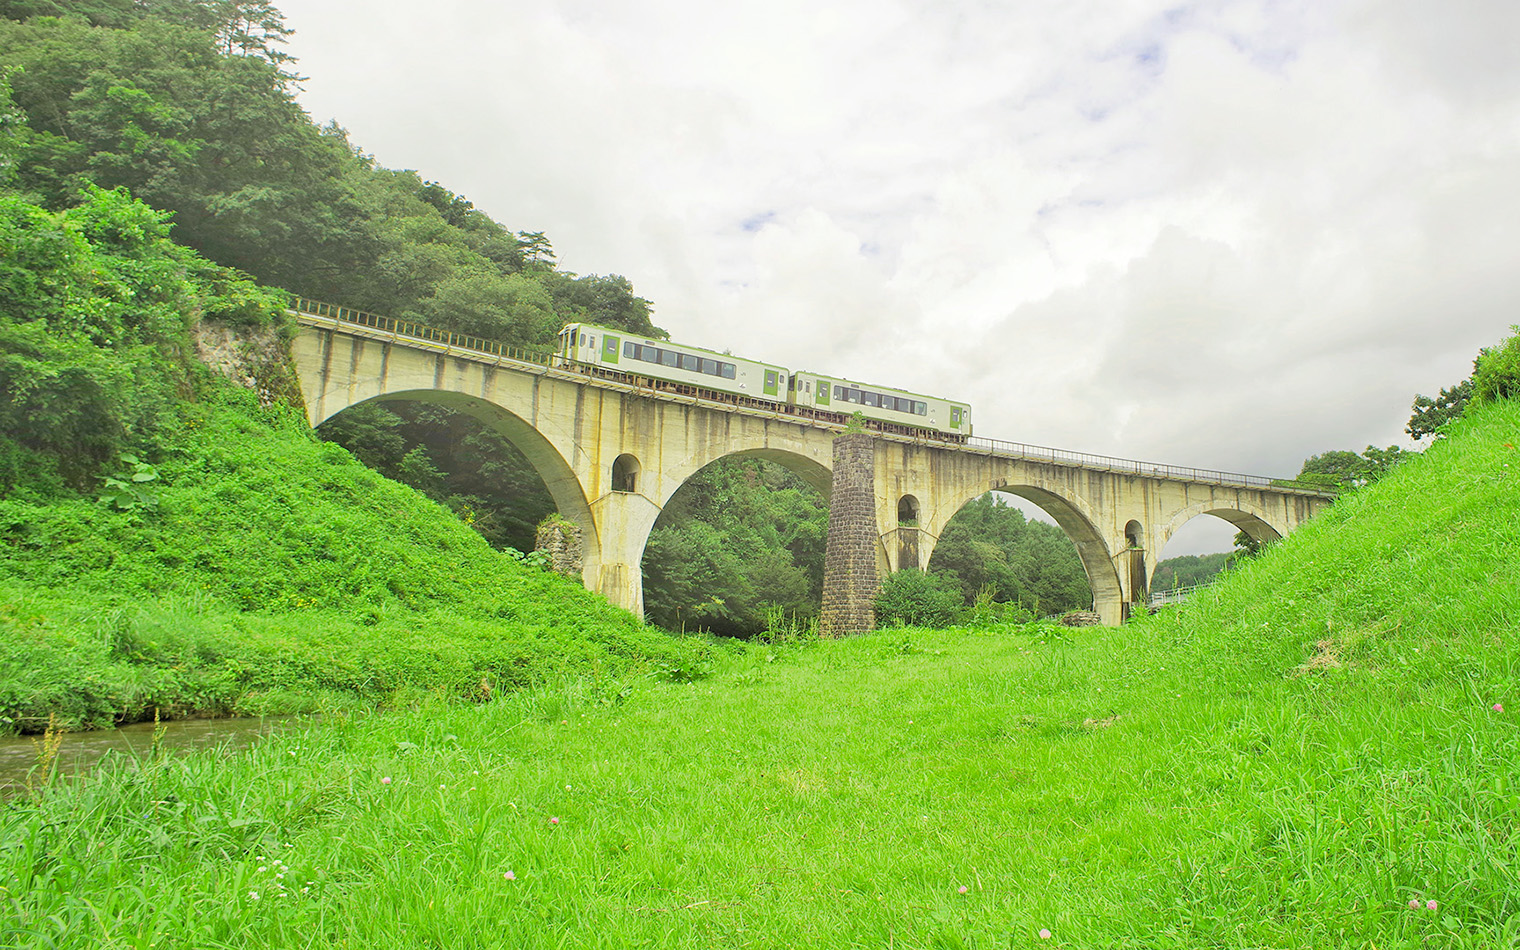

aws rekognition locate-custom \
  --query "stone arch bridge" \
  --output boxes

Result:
[289,305,1333,628]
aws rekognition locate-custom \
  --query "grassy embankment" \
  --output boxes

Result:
[3,397,1517,948]
[0,384,718,733]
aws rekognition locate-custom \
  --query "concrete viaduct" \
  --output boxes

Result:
[289,304,1334,628]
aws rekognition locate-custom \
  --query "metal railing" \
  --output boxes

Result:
[1148,584,1210,607]
[963,434,1326,494]
[290,296,1331,497]
[290,297,552,366]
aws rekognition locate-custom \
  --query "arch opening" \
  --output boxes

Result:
[924,488,1104,621]
[612,454,640,494]
[316,390,597,571]
[641,449,831,639]
[1150,508,1284,603]
[898,494,921,525]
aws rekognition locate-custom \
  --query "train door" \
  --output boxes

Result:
[601,334,620,365]
[764,369,778,397]
[815,377,830,406]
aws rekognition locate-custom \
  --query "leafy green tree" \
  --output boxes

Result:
[0,184,284,490]
[1296,445,1407,491]
[1469,326,1520,407]
[1150,551,1232,590]
[925,493,1091,615]
[1409,378,1473,441]
[641,458,827,637]
[874,569,962,628]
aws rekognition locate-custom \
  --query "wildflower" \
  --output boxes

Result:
[1409,899,1421,909]
[958,885,968,894]
[249,891,259,900]
[503,871,516,881]
[1495,703,1504,713]
[549,816,560,825]
[381,776,392,785]
[1039,929,1052,939]
[258,866,266,873]
[1427,899,1438,911]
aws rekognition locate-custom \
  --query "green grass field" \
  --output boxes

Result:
[3,401,1518,949]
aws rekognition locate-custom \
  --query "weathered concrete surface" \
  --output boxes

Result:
[291,315,1333,625]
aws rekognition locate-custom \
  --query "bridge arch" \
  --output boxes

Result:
[322,389,602,579]
[1159,501,1286,565]
[922,480,1121,619]
[639,447,836,634]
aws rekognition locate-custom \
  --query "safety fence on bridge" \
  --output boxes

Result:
[291,297,554,366]
[290,297,1331,497]
[962,435,1316,492]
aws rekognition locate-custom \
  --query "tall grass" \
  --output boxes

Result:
[2,402,1518,948]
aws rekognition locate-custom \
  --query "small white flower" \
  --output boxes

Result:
[249,891,259,900]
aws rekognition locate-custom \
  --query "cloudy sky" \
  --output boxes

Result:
[278,0,1520,551]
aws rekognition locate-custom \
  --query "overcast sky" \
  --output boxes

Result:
[277,0,1520,553]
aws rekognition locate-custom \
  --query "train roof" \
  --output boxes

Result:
[559,322,785,369]
[793,370,970,407]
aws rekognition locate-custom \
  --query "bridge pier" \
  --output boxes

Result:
[587,489,662,619]
[820,433,879,637]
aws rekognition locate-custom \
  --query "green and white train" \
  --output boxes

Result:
[556,322,972,439]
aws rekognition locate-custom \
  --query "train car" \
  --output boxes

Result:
[555,322,971,437]
[790,371,972,437]
[556,322,791,405]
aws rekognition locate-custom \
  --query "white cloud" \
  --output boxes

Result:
[279,0,1520,550]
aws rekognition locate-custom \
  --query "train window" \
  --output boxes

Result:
[661,350,678,367]
[861,392,876,407]
[624,342,636,358]
[804,381,811,394]
[588,335,596,350]
[579,333,586,347]
[834,386,845,400]
[721,363,736,379]
[915,401,927,415]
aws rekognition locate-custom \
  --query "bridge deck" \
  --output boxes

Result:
[291,299,1332,498]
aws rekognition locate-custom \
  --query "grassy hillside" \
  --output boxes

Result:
[4,397,1517,948]
[0,383,718,732]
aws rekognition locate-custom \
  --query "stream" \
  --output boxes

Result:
[0,716,306,797]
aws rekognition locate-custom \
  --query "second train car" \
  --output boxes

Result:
[555,322,971,438]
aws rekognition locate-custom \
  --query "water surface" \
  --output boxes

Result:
[0,717,304,796]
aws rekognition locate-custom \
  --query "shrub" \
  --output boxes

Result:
[1469,325,1520,407]
[874,569,963,629]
